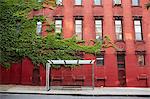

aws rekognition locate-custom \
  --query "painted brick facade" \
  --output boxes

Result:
[44,0,150,87]
[0,0,150,87]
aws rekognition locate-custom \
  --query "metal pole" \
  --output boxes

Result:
[92,64,95,90]
[46,63,50,91]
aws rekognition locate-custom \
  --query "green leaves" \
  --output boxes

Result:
[0,0,104,68]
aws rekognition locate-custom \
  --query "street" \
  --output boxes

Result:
[0,94,149,99]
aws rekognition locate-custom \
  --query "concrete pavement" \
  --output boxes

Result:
[0,85,150,96]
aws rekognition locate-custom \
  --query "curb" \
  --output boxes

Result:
[1,91,150,97]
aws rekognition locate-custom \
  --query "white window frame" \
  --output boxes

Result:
[38,0,43,3]
[134,20,143,41]
[55,20,62,33]
[96,54,104,66]
[95,20,103,40]
[132,0,139,6]
[56,0,63,5]
[115,20,123,40]
[114,0,121,5]
[94,0,102,5]
[75,19,82,40]
[75,0,82,5]
[36,21,42,35]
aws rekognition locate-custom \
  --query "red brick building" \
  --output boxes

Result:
[0,0,150,87]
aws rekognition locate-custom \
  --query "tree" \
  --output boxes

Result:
[0,0,113,68]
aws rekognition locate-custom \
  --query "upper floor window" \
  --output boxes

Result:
[56,0,63,5]
[115,20,123,40]
[36,21,42,35]
[75,0,82,5]
[94,0,102,5]
[55,20,62,33]
[16,20,21,33]
[95,20,103,40]
[38,0,43,3]
[113,0,121,5]
[75,19,83,40]
[132,0,140,6]
[134,20,143,41]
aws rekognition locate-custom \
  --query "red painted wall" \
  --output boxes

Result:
[0,0,149,87]
[1,67,11,84]
[10,63,22,84]
[40,64,46,86]
[21,58,34,85]
[0,66,1,84]
[47,0,149,87]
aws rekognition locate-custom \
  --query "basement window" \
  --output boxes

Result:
[117,52,125,68]
[96,52,105,66]
[136,51,146,66]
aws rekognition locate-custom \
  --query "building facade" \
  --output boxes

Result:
[0,0,150,87]
[34,0,150,87]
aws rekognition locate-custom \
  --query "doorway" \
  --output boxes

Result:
[32,66,40,86]
[117,52,126,87]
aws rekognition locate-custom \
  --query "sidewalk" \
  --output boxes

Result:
[0,85,150,96]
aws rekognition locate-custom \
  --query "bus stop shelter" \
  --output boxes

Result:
[46,60,95,91]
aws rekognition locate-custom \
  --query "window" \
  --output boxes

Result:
[94,0,102,5]
[38,0,43,3]
[56,0,63,5]
[117,53,125,68]
[16,20,21,33]
[115,20,123,40]
[36,21,42,35]
[137,54,145,66]
[95,20,103,40]
[75,19,82,40]
[134,20,143,41]
[96,54,104,66]
[55,20,62,33]
[114,0,121,5]
[132,0,139,6]
[75,0,82,5]
[136,51,145,66]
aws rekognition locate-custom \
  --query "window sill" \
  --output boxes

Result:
[134,40,145,44]
[115,40,125,43]
[96,64,104,66]
[74,5,83,7]
[56,5,64,7]
[138,65,146,67]
[113,4,122,7]
[93,5,103,7]
[131,6,142,8]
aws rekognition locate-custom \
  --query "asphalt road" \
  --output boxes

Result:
[0,94,150,99]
